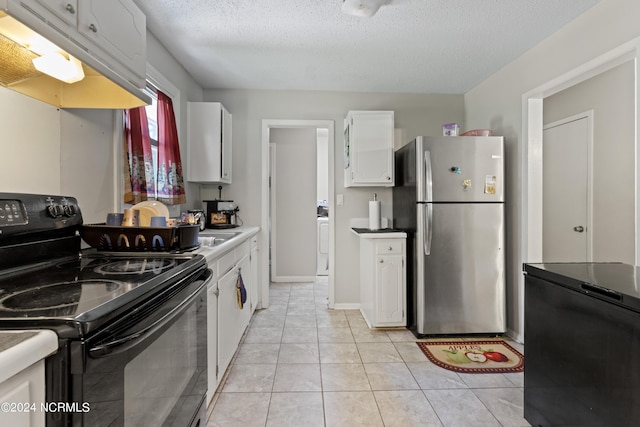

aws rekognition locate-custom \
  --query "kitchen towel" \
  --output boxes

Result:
[369,200,381,230]
[236,272,247,309]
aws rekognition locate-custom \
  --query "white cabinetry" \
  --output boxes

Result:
[31,0,78,26]
[344,110,394,187]
[187,102,232,184]
[249,235,259,313]
[217,262,241,384]
[215,239,251,387]
[0,361,45,427]
[78,0,146,87]
[9,0,147,88]
[357,233,406,327]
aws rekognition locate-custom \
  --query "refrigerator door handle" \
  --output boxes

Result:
[423,151,433,255]
[424,202,432,255]
[424,150,433,202]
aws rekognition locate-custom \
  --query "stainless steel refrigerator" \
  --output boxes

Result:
[393,136,505,336]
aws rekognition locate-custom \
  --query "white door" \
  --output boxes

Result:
[270,128,317,282]
[542,115,591,262]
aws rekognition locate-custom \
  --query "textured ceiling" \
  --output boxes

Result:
[132,0,599,94]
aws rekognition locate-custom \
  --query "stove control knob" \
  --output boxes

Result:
[63,204,77,217]
[47,204,64,218]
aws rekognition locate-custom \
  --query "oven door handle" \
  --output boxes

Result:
[89,270,212,358]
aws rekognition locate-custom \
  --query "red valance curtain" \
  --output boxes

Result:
[156,90,186,205]
[123,107,154,204]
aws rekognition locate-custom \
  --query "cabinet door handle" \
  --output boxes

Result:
[379,259,384,263]
[89,23,98,33]
[388,246,393,251]
[65,3,75,14]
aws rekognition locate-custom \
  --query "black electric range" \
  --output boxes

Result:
[0,193,210,427]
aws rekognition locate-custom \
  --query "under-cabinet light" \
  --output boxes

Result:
[32,53,85,84]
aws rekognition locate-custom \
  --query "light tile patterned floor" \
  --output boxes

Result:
[207,277,530,427]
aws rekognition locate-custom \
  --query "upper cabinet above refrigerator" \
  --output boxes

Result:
[344,110,394,187]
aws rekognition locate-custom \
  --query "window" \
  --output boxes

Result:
[121,64,182,208]
[144,85,159,199]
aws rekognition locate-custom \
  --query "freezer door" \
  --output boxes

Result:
[416,202,505,335]
[418,136,504,202]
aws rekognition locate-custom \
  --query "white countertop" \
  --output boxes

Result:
[0,330,58,383]
[195,226,260,262]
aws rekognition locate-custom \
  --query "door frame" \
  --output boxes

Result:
[542,111,594,262]
[261,119,336,308]
[520,37,640,342]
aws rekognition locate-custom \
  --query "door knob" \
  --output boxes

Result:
[573,226,585,232]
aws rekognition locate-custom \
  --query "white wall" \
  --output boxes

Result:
[317,129,329,202]
[201,89,464,304]
[0,87,61,194]
[544,60,635,264]
[464,0,640,339]
[60,109,117,223]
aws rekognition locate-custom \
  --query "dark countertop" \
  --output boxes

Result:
[352,228,404,234]
[524,262,640,311]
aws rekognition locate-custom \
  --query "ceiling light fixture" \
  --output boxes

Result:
[32,53,85,83]
[341,0,385,17]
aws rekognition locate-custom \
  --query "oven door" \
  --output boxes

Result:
[71,268,212,427]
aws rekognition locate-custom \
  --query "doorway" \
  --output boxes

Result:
[542,112,593,262]
[269,127,320,282]
[260,120,335,310]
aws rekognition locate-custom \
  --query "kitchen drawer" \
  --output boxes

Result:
[217,250,237,277]
[376,240,403,255]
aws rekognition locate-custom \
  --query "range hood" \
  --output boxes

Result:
[0,8,150,109]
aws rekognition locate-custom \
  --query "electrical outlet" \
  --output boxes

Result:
[337,194,344,206]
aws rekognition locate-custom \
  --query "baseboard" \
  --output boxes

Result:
[506,328,523,344]
[271,276,316,283]
[331,303,360,310]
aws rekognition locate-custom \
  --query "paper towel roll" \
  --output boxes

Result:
[369,200,381,230]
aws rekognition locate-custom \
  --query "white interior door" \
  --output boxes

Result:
[542,114,592,262]
[270,127,317,282]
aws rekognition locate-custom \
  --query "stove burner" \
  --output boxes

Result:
[94,258,177,275]
[0,280,123,312]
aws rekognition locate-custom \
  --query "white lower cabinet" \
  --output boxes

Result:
[249,236,259,313]
[217,264,242,385]
[358,235,406,327]
[0,361,45,427]
[208,234,258,403]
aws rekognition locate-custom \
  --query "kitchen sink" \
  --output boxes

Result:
[199,231,242,247]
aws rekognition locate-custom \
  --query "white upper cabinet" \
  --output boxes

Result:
[78,0,146,87]
[32,0,78,27]
[187,102,232,184]
[344,110,394,187]
[7,0,147,90]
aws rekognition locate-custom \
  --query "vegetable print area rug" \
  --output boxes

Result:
[417,340,524,374]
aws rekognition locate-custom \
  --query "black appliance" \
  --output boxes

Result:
[0,193,210,427]
[523,262,640,427]
[203,200,238,229]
